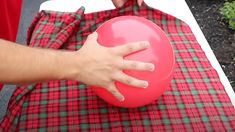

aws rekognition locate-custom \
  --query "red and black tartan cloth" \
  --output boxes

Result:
[1,1,235,131]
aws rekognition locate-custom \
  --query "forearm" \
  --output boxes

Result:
[0,32,154,101]
[0,39,76,84]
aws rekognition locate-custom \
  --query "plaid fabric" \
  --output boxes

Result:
[0,84,3,91]
[1,1,235,131]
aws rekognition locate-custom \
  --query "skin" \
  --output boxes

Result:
[112,0,144,7]
[0,0,151,101]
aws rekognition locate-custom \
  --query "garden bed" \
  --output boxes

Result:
[185,0,235,90]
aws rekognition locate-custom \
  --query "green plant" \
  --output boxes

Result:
[220,1,235,30]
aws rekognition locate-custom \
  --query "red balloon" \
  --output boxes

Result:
[92,16,175,108]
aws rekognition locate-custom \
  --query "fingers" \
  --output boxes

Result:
[137,0,144,6]
[112,0,143,7]
[112,0,127,8]
[122,60,155,71]
[114,72,148,88]
[113,41,150,56]
[107,83,124,101]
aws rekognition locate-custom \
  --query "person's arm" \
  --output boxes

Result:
[0,32,154,101]
[0,39,71,84]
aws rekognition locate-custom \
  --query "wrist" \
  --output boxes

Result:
[55,51,81,81]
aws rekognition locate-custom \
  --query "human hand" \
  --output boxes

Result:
[71,32,154,101]
[112,0,144,8]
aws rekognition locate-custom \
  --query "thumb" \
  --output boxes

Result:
[86,32,98,42]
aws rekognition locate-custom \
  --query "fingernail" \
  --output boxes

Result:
[143,81,149,88]
[141,41,150,48]
[119,96,125,102]
[149,64,155,71]
[144,41,150,48]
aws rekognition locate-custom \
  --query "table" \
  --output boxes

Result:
[40,0,235,107]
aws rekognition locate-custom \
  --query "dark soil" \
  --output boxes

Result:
[185,0,235,90]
